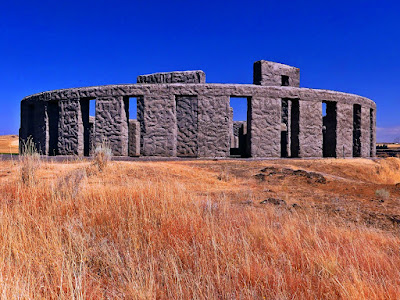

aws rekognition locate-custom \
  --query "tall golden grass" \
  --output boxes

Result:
[0,159,399,298]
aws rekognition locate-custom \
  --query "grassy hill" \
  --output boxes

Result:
[0,157,399,298]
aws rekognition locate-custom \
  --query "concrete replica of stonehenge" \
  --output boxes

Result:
[20,60,376,158]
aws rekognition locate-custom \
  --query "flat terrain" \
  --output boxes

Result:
[0,157,399,298]
[0,134,18,154]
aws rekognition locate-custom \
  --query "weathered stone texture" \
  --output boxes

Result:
[361,106,371,157]
[230,121,245,149]
[176,96,198,157]
[250,97,281,157]
[137,71,205,84]
[336,103,353,158]
[94,96,128,156]
[197,95,230,157]
[254,60,300,87]
[353,104,362,157]
[370,109,376,157]
[299,101,322,157]
[128,120,140,156]
[20,60,376,158]
[58,99,83,155]
[141,94,176,156]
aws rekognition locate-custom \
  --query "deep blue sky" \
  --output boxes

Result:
[1,0,399,141]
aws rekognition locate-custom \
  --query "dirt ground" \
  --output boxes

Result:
[177,158,400,233]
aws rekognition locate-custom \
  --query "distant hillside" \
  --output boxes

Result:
[0,135,19,154]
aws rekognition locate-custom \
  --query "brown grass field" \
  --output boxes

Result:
[1,150,400,297]
[0,134,18,154]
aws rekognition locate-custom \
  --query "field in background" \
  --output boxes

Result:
[0,157,399,298]
[0,135,18,154]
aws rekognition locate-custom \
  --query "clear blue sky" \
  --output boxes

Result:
[1,0,399,142]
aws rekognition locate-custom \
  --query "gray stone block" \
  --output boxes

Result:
[58,99,83,156]
[250,96,281,158]
[20,60,376,159]
[128,120,140,156]
[137,71,205,84]
[336,103,353,158]
[94,96,128,156]
[299,101,322,158]
[176,96,198,157]
[254,60,300,87]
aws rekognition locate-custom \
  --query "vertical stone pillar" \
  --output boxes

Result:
[229,107,234,148]
[140,94,176,156]
[249,96,281,157]
[176,96,198,157]
[58,99,84,155]
[197,95,230,158]
[299,100,323,158]
[128,120,140,156]
[370,108,376,157]
[95,96,128,156]
[361,106,371,157]
[336,103,353,158]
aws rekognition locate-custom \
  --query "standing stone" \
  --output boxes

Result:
[58,99,83,156]
[197,95,230,158]
[141,94,176,156]
[361,106,371,157]
[176,96,198,157]
[370,109,377,157]
[299,100,322,157]
[128,120,140,156]
[95,96,128,156]
[250,96,281,157]
[336,103,353,158]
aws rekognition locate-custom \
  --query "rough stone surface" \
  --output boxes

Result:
[254,60,300,87]
[142,93,176,156]
[20,60,376,158]
[176,96,198,157]
[94,96,128,156]
[361,106,371,157]
[58,99,83,156]
[128,120,140,156]
[370,109,376,157]
[250,96,281,158]
[197,95,230,158]
[137,71,205,84]
[299,101,323,157]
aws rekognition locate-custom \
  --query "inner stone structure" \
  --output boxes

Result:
[20,60,376,158]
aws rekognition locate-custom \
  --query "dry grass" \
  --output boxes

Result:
[0,158,399,298]
[0,135,18,154]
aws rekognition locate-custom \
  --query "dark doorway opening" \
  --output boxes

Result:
[176,95,198,157]
[353,104,362,157]
[124,97,141,156]
[27,103,35,140]
[281,75,289,86]
[80,98,95,156]
[230,97,250,157]
[47,101,59,156]
[322,101,337,157]
[281,98,299,157]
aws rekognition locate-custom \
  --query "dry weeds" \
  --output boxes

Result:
[0,158,399,298]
